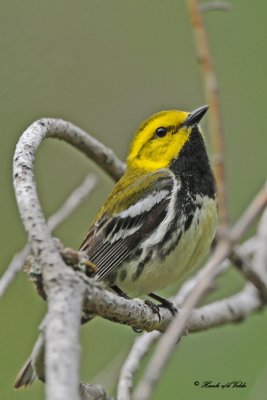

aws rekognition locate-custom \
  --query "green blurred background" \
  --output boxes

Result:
[1,1,267,399]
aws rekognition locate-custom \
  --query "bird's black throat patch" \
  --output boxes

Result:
[170,126,216,199]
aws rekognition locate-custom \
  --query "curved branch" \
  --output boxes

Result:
[13,119,111,400]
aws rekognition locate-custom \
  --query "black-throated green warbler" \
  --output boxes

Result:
[14,105,217,389]
[80,105,217,302]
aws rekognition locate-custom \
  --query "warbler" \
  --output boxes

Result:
[79,105,217,305]
[14,105,217,388]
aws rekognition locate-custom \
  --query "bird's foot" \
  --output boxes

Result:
[132,299,161,333]
[149,293,177,316]
[144,299,161,322]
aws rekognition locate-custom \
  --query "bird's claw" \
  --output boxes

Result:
[144,299,161,322]
[159,300,178,316]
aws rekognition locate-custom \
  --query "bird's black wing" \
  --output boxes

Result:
[79,173,173,281]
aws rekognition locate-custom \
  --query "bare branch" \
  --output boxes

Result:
[0,174,97,299]
[117,332,160,400]
[116,228,260,398]
[132,182,267,400]
[188,283,262,331]
[79,382,109,400]
[29,268,173,332]
[200,1,232,13]
[186,0,229,227]
[230,181,267,242]
[0,244,31,299]
[13,120,102,400]
[24,238,263,336]
[118,267,262,400]
[132,243,229,400]
[230,248,267,301]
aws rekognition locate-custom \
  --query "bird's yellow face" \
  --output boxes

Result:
[127,110,194,172]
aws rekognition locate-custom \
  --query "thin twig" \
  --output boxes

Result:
[118,280,262,400]
[133,242,229,400]
[116,232,260,400]
[187,0,229,227]
[117,332,159,400]
[132,182,267,400]
[117,239,261,400]
[229,181,267,242]
[230,248,267,301]
[200,1,232,13]
[0,174,97,299]
[0,245,31,299]
[187,283,262,331]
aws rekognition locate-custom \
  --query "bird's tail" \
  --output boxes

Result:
[14,335,45,389]
[14,356,36,388]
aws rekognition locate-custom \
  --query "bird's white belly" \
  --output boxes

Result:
[117,196,217,296]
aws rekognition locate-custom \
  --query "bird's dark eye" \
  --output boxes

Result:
[155,127,167,138]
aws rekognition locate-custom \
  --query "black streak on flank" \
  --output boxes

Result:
[159,230,182,261]
[184,214,194,232]
[133,251,153,282]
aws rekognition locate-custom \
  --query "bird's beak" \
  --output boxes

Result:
[183,105,209,127]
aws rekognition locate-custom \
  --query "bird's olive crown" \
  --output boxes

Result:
[127,110,194,172]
